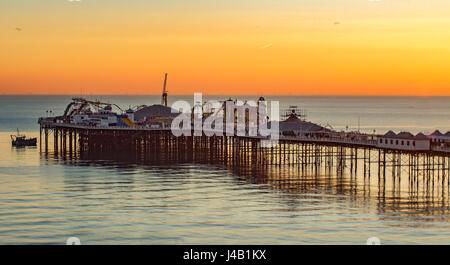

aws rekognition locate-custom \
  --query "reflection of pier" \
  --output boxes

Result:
[38,122,450,182]
[38,126,450,224]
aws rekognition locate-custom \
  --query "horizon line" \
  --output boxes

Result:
[1,93,450,97]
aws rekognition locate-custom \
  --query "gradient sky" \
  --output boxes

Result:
[1,0,450,95]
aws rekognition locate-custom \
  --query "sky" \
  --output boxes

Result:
[1,0,450,95]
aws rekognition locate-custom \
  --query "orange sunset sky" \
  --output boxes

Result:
[1,0,450,95]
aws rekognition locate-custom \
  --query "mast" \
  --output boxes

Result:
[161,73,168,106]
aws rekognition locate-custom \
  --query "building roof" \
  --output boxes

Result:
[134,104,180,121]
[397,132,414,139]
[383,131,428,140]
[430,130,443,136]
[384,130,397,138]
[446,131,450,137]
[414,133,429,140]
[274,115,329,133]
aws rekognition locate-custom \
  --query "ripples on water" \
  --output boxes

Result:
[0,132,449,245]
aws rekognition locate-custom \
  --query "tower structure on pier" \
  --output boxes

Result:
[161,73,168,107]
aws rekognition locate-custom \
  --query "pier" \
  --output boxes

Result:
[38,120,450,181]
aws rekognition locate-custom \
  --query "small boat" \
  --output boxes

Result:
[11,129,37,147]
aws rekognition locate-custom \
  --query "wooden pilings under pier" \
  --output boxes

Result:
[38,124,450,182]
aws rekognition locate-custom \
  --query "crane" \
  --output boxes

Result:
[161,73,168,106]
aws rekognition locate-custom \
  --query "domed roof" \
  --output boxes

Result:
[272,115,329,132]
[134,104,180,120]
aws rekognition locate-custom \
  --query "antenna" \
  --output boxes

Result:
[161,73,168,106]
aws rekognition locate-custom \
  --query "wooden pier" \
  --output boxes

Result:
[39,121,450,182]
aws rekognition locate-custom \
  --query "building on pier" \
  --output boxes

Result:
[276,109,331,137]
[134,104,180,129]
[72,107,119,127]
[429,130,450,153]
[429,130,450,144]
[377,131,430,151]
[125,108,135,122]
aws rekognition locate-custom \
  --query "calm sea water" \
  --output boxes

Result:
[0,95,449,244]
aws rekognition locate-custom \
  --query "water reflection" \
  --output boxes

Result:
[2,138,449,244]
[44,149,450,227]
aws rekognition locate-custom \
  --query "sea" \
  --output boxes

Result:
[0,95,449,244]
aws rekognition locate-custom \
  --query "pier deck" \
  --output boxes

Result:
[39,120,450,181]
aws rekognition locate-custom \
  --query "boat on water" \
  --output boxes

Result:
[11,129,37,147]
